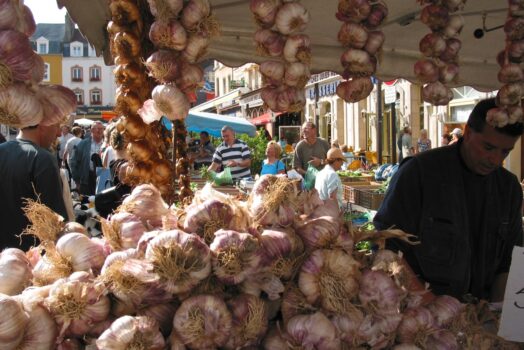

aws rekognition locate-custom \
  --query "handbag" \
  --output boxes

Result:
[94,184,125,218]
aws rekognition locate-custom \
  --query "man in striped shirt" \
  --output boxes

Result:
[208,125,252,179]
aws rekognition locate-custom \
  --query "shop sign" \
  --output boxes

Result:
[240,92,262,106]
[498,246,524,342]
[308,81,340,99]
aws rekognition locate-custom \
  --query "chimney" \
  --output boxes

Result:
[64,14,74,42]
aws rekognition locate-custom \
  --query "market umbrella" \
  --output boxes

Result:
[60,0,507,91]
[74,118,95,127]
[185,111,257,138]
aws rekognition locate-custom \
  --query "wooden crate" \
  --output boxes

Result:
[339,175,373,183]
[343,183,371,203]
[354,185,386,210]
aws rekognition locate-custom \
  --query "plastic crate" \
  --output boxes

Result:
[354,185,385,210]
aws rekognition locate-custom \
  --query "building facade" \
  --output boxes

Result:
[31,23,65,85]
[61,16,116,120]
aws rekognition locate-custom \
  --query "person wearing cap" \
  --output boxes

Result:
[314,147,346,209]
[0,123,68,250]
[448,127,463,145]
[374,98,523,303]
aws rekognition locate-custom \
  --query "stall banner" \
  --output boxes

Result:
[498,246,524,342]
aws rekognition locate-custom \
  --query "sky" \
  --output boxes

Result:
[25,0,67,24]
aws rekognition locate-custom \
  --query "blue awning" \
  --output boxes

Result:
[185,111,257,137]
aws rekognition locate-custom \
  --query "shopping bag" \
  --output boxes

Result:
[95,167,112,194]
[214,167,233,186]
[303,164,319,190]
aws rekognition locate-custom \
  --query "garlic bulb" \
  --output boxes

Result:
[138,99,163,125]
[359,269,406,313]
[260,60,286,86]
[275,2,309,35]
[16,304,58,349]
[121,184,170,227]
[250,0,281,28]
[224,294,269,349]
[45,277,110,338]
[145,230,211,294]
[298,249,360,314]
[151,84,190,120]
[181,0,211,31]
[173,294,233,349]
[56,232,106,273]
[137,303,178,336]
[183,198,235,245]
[96,316,165,350]
[283,34,311,63]
[102,212,147,251]
[182,33,210,63]
[148,0,183,18]
[286,312,341,349]
[259,228,304,280]
[0,248,32,295]
[0,294,28,350]
[284,62,311,88]
[210,229,263,285]
[36,84,77,126]
[149,20,187,51]
[0,82,43,128]
[99,249,170,307]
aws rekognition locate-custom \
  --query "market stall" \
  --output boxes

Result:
[0,0,523,348]
[60,0,507,91]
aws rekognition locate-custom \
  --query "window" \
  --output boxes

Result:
[90,89,102,105]
[71,42,83,57]
[90,66,101,81]
[36,37,49,54]
[88,44,97,57]
[74,89,84,105]
[43,63,50,82]
[216,78,220,96]
[38,43,47,54]
[71,66,82,82]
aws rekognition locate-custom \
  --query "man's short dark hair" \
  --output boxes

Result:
[467,98,524,136]
[71,126,82,137]
[200,131,209,137]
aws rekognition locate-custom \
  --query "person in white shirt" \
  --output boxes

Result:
[315,147,346,209]
[58,125,74,162]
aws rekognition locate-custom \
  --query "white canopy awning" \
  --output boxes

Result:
[58,0,507,91]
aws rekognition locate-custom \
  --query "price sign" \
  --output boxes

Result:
[384,85,396,104]
[498,246,524,342]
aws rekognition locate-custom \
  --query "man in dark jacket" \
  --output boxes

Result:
[0,123,68,250]
[70,121,105,195]
[374,98,523,302]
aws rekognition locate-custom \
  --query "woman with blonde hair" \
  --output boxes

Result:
[415,129,431,153]
[260,140,286,175]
